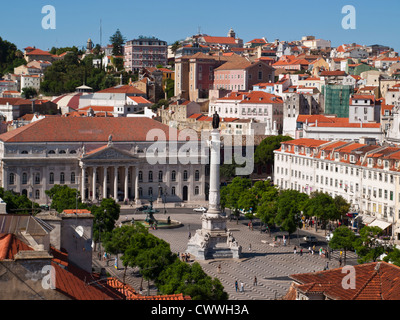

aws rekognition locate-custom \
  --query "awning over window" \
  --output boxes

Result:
[360,215,375,225]
[369,219,391,230]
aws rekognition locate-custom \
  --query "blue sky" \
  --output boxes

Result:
[1,0,399,52]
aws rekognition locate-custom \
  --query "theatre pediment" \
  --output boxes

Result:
[83,145,135,161]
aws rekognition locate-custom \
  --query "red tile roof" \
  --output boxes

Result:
[0,233,33,260]
[202,36,237,45]
[239,91,283,104]
[289,262,400,300]
[0,117,179,143]
[97,85,145,95]
[25,49,52,56]
[320,70,346,76]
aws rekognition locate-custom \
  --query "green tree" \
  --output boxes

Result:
[45,185,86,213]
[303,191,340,234]
[164,78,175,99]
[91,198,121,242]
[256,182,279,236]
[103,224,147,284]
[354,226,386,264]
[275,189,308,244]
[221,177,252,224]
[157,260,228,300]
[254,135,293,167]
[329,226,356,265]
[109,29,126,56]
[0,188,39,215]
[170,41,182,54]
[21,87,38,99]
[0,37,26,76]
[383,247,400,267]
[334,195,351,220]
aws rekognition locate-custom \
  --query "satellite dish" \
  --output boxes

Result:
[75,226,84,237]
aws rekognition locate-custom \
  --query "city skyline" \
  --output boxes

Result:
[0,0,399,52]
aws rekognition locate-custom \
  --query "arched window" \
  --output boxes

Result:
[171,186,176,195]
[60,172,65,184]
[22,173,28,185]
[183,170,188,181]
[49,172,54,185]
[158,171,163,182]
[148,171,153,182]
[69,150,77,154]
[48,150,56,154]
[71,172,75,184]
[9,173,15,185]
[59,150,66,154]
[195,170,200,181]
[139,171,143,182]
[21,150,28,154]
[171,171,176,182]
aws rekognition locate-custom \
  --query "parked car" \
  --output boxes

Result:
[136,205,149,212]
[193,207,208,213]
[303,235,318,243]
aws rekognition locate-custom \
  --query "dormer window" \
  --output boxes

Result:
[368,158,373,166]
[335,152,339,160]
[350,155,356,163]
[384,160,389,169]
[321,151,325,158]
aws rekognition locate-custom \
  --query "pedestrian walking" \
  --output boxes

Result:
[240,281,244,292]
[293,246,297,254]
[249,243,252,251]
[235,280,238,292]
[188,231,191,240]
[325,262,329,270]
[253,276,257,286]
[300,249,303,256]
[339,257,342,267]
[308,246,312,254]
[217,263,221,273]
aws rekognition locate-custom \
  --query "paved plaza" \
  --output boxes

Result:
[93,209,358,300]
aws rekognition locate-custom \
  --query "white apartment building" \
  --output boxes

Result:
[208,91,284,133]
[274,138,400,241]
[21,74,41,92]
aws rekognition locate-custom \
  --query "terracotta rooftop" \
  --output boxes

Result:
[96,85,145,95]
[288,262,400,300]
[0,233,33,260]
[0,117,179,143]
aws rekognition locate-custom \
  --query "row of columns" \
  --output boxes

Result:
[81,165,139,203]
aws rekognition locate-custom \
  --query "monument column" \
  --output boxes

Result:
[207,129,221,216]
[186,112,241,260]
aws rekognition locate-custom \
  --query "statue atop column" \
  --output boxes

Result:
[212,111,220,130]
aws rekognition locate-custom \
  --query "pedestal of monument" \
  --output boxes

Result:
[186,127,242,260]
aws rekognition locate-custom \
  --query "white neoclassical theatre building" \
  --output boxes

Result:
[0,117,210,206]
